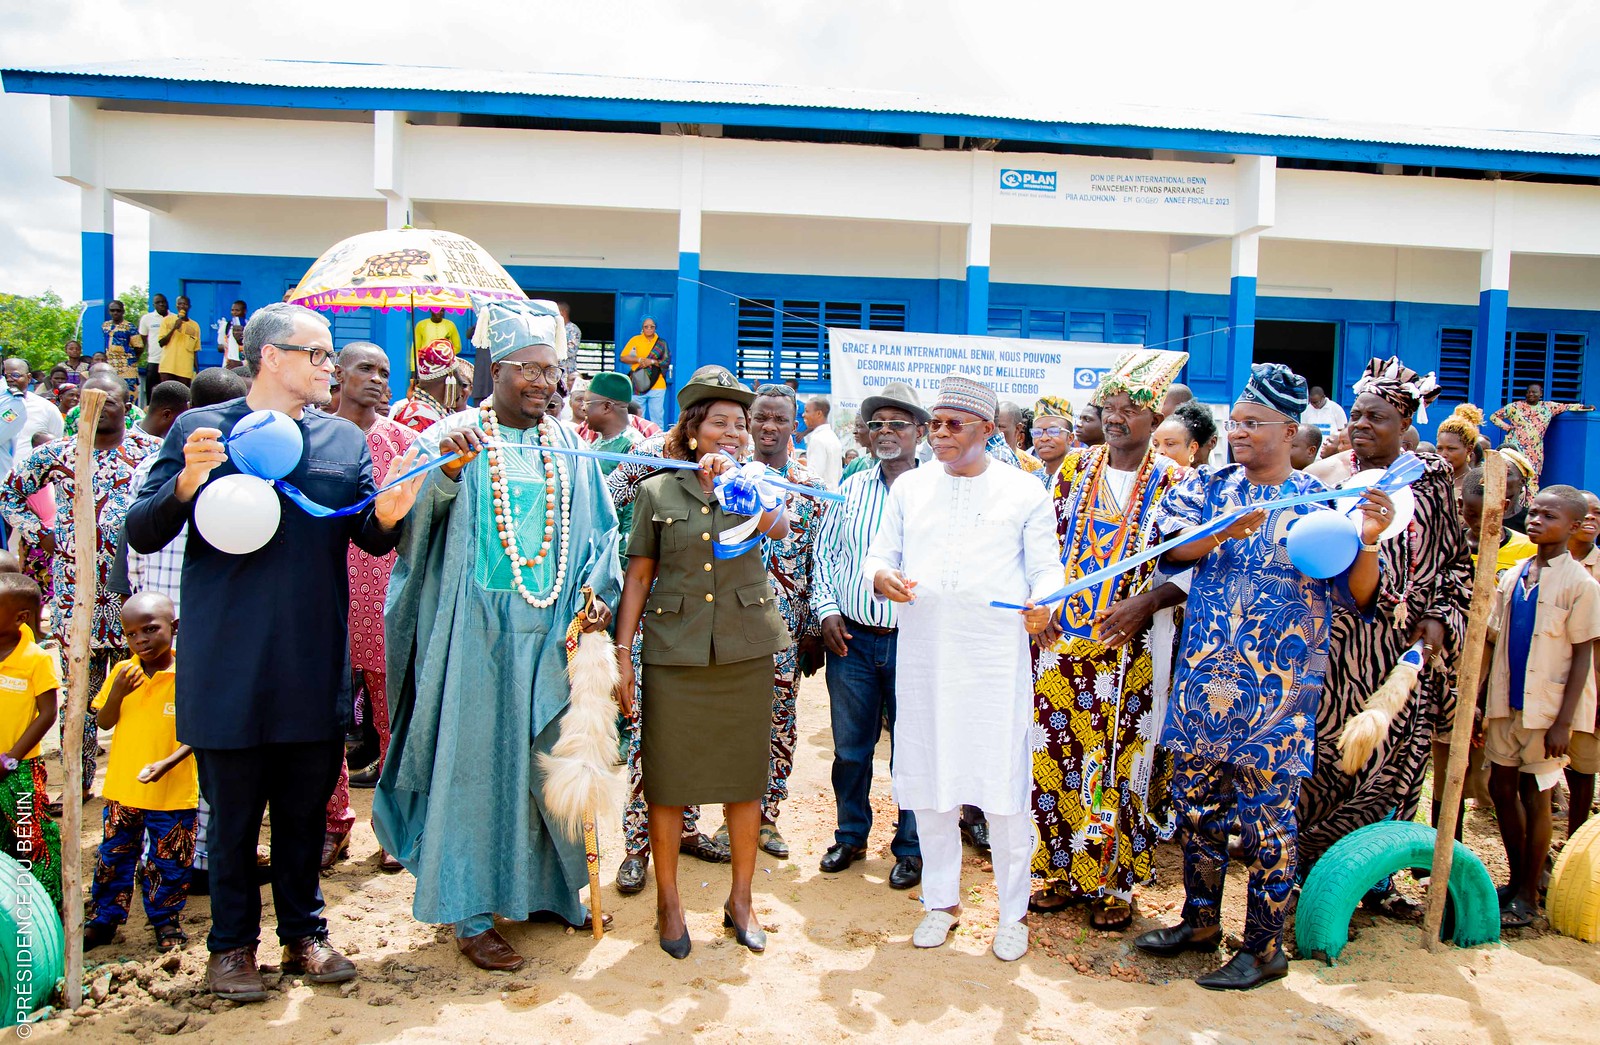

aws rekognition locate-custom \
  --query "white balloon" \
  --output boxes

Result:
[194,473,281,555]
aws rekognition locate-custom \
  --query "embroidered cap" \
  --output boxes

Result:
[416,339,457,381]
[1236,362,1309,422]
[587,371,633,405]
[933,373,998,422]
[469,294,563,363]
[1092,349,1189,410]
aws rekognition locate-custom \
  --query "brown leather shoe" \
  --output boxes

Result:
[320,831,350,872]
[206,947,271,1002]
[456,928,525,972]
[281,934,358,983]
[377,848,404,874]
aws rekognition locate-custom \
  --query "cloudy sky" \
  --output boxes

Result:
[3,0,1598,299]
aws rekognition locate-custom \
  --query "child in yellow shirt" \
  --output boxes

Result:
[0,574,62,910]
[84,592,196,952]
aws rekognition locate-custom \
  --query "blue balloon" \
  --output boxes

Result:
[1284,509,1361,579]
[228,409,304,481]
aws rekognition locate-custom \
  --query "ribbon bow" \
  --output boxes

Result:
[712,460,788,559]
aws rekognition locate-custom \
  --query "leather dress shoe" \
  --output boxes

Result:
[207,947,271,1002]
[348,759,382,788]
[959,818,991,854]
[1133,923,1222,958]
[616,855,648,894]
[320,831,349,871]
[282,934,358,983]
[888,856,922,890]
[1195,949,1289,991]
[457,927,525,972]
[819,843,867,873]
[377,848,404,874]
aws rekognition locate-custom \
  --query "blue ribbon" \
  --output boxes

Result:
[989,452,1426,610]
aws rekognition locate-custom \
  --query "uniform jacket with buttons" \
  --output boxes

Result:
[628,469,790,666]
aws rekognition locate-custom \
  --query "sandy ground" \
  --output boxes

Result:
[35,674,1600,1043]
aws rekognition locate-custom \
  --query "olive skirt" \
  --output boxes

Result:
[640,654,771,806]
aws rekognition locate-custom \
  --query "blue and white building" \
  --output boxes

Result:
[6,59,1600,484]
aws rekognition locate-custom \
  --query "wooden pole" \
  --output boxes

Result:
[60,386,106,1008]
[1423,449,1506,950]
[584,810,603,940]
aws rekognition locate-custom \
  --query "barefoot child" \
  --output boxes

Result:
[1484,486,1600,928]
[0,574,62,909]
[84,592,197,951]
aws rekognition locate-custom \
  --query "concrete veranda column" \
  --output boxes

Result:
[1226,232,1259,394]
[80,186,114,340]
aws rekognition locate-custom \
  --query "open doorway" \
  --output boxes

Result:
[1253,319,1337,396]
[521,289,616,375]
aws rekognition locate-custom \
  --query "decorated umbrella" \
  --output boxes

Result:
[287,226,525,402]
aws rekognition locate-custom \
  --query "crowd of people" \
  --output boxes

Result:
[0,292,1596,1006]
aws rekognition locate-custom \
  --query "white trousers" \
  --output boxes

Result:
[913,807,1037,926]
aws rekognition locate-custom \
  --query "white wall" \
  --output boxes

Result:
[702,215,950,279]
[150,195,385,257]
[1510,254,1600,310]
[422,203,677,271]
[990,228,1174,290]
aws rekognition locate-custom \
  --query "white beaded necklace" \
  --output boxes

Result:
[480,404,572,609]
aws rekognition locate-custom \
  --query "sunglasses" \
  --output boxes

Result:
[754,383,797,398]
[927,418,977,434]
[865,419,917,433]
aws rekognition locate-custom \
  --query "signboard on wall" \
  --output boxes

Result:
[826,328,1132,418]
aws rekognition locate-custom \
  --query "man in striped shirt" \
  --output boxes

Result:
[811,383,927,890]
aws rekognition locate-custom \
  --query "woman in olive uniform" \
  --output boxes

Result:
[613,371,792,958]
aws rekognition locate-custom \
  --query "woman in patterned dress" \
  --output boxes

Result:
[1299,358,1471,902]
[1489,383,1592,492]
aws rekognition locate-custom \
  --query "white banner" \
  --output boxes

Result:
[826,328,1134,418]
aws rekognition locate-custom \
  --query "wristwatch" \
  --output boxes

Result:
[0,755,18,772]
[1359,540,1382,554]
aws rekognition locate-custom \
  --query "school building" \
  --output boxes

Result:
[5,58,1600,484]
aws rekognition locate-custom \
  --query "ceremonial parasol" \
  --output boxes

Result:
[287,226,524,402]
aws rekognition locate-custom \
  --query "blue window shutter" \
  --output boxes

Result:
[1110,312,1148,344]
[988,307,1023,339]
[738,296,905,386]
[1436,327,1473,402]
[1028,310,1067,341]
[1550,332,1586,402]
[1185,315,1227,381]
[1069,311,1106,342]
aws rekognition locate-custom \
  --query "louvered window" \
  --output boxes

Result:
[1501,329,1585,404]
[1436,327,1473,402]
[988,307,1148,344]
[736,297,906,385]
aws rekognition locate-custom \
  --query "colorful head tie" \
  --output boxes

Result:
[416,339,457,381]
[1352,356,1441,424]
[1237,362,1309,422]
[1034,394,1074,421]
[1092,350,1188,410]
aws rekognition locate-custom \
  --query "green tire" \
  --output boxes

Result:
[1295,820,1500,964]
[0,851,64,1026]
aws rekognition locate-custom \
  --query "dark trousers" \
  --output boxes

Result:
[825,626,918,859]
[196,740,343,953]
[1175,753,1299,961]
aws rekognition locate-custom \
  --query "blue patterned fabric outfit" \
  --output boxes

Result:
[0,431,159,791]
[761,457,828,821]
[88,801,198,931]
[1155,463,1360,960]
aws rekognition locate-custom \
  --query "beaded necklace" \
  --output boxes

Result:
[1060,445,1159,618]
[479,404,573,609]
[410,385,449,420]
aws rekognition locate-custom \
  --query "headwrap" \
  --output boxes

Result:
[933,373,998,422]
[1499,447,1535,484]
[469,295,563,364]
[1034,394,1074,421]
[1352,356,1442,424]
[1092,349,1188,410]
[416,339,457,381]
[1237,361,1309,422]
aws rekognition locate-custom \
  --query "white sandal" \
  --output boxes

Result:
[912,910,959,948]
[992,921,1029,962]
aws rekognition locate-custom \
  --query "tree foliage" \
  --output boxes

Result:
[0,286,150,370]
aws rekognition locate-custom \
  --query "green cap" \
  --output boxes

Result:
[588,371,634,405]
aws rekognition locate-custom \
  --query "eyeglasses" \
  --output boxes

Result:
[865,420,917,433]
[502,362,564,384]
[754,383,797,398]
[1223,419,1294,433]
[271,343,334,367]
[1030,426,1069,439]
[927,418,974,434]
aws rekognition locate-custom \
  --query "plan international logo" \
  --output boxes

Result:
[999,168,1057,194]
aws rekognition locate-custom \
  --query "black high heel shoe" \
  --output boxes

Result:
[723,905,766,953]
[658,913,691,959]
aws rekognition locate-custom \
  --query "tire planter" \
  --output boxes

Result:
[1547,815,1600,943]
[0,850,63,1026]
[1296,820,1500,963]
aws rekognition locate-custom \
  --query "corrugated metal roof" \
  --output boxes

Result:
[6,57,1599,159]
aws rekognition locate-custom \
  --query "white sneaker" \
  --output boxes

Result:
[912,910,959,948]
[992,921,1029,961]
